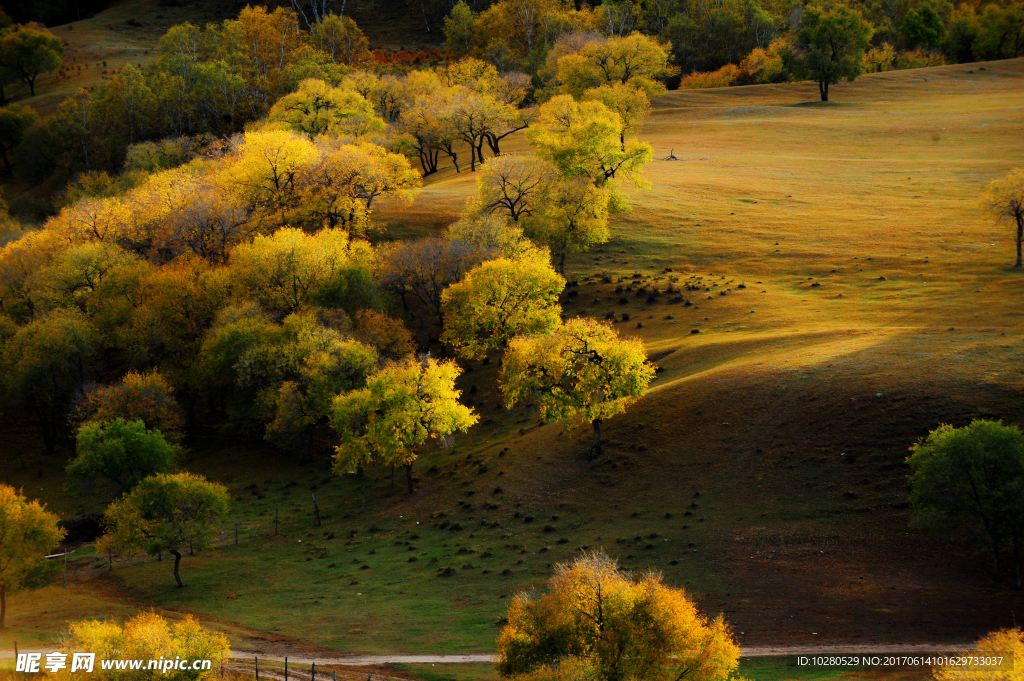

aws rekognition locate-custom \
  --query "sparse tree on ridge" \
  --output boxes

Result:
[501,317,655,459]
[791,2,873,102]
[981,168,1024,268]
[0,23,64,98]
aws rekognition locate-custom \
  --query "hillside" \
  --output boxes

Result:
[2,58,1023,661]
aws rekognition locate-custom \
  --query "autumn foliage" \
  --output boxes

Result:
[496,551,741,681]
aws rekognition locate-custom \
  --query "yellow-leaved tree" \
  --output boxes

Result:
[933,627,1023,681]
[548,33,676,99]
[980,168,1024,268]
[527,94,652,188]
[268,78,385,140]
[0,485,64,628]
[229,227,374,316]
[496,551,741,681]
[501,317,655,458]
[330,357,478,494]
[441,253,565,360]
[60,611,230,681]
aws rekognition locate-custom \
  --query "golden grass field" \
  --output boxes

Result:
[1,57,1023,675]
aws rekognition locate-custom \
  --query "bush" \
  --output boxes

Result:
[895,48,946,70]
[736,38,791,84]
[679,64,739,89]
[61,611,230,681]
[68,419,179,494]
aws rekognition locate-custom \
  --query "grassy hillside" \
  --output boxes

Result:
[2,58,1023,662]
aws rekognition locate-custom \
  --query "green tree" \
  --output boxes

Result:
[907,420,1024,587]
[441,253,565,360]
[2,308,97,457]
[0,23,64,98]
[527,94,652,187]
[496,551,741,681]
[901,3,946,49]
[309,14,372,66]
[100,472,230,588]
[527,177,613,276]
[0,484,64,628]
[501,317,655,458]
[330,357,478,493]
[582,83,651,149]
[444,1,478,57]
[792,2,873,101]
[267,78,384,140]
[0,103,36,173]
[981,168,1024,268]
[68,419,179,495]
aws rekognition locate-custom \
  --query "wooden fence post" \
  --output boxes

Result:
[255,657,259,680]
[311,662,315,681]
[312,493,321,528]
[285,657,288,681]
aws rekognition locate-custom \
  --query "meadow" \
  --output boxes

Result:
[1,47,1023,679]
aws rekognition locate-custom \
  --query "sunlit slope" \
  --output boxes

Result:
[7,60,1023,657]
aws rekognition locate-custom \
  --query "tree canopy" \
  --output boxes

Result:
[100,472,230,587]
[981,167,1024,268]
[67,419,180,495]
[330,357,478,493]
[907,419,1024,587]
[441,253,565,359]
[496,551,741,681]
[791,2,874,101]
[501,317,655,458]
[0,484,64,628]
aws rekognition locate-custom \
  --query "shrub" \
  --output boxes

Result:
[679,64,739,89]
[895,48,946,70]
[737,39,791,84]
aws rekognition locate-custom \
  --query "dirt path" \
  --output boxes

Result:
[228,643,977,665]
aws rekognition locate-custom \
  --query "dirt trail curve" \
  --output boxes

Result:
[230,643,977,665]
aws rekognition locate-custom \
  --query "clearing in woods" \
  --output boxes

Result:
[2,59,1023,662]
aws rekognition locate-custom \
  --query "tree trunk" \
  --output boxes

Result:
[558,251,566,277]
[588,419,602,460]
[419,0,431,31]
[171,549,185,588]
[405,462,414,494]
[819,80,829,102]
[1015,216,1022,268]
